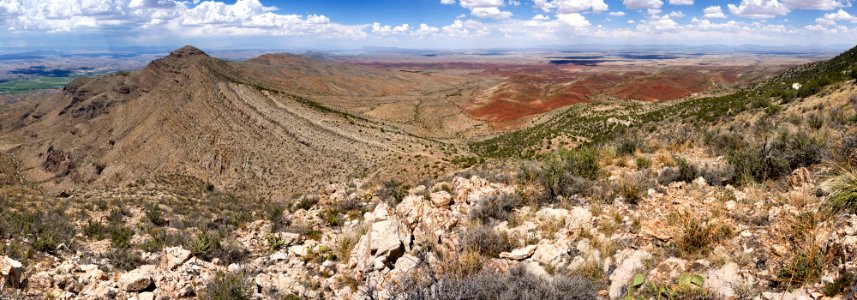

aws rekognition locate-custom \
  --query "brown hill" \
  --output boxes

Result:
[1,46,466,196]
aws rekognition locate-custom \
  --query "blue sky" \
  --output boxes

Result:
[1,0,856,50]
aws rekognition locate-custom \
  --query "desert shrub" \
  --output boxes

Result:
[292,195,318,211]
[777,249,824,289]
[659,156,698,185]
[187,231,222,261]
[318,208,343,227]
[616,136,639,156]
[822,272,854,297]
[838,135,857,166]
[460,226,511,258]
[4,209,75,253]
[728,130,825,184]
[823,168,857,213]
[698,163,734,186]
[538,146,600,200]
[674,156,699,182]
[110,226,135,249]
[266,203,287,231]
[379,180,410,206]
[675,213,733,256]
[144,203,168,226]
[201,272,254,300]
[635,156,652,170]
[470,193,522,224]
[807,113,824,130]
[140,228,185,252]
[104,248,144,271]
[265,234,287,252]
[617,172,650,205]
[400,265,596,300]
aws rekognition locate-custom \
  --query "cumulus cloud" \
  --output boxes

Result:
[704,6,727,18]
[623,0,664,10]
[534,0,609,14]
[637,14,678,31]
[609,11,627,16]
[669,0,694,5]
[727,0,790,18]
[782,0,850,10]
[815,9,857,26]
[0,0,366,38]
[456,0,513,19]
[669,11,685,18]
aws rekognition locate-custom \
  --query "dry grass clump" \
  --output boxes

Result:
[673,212,734,256]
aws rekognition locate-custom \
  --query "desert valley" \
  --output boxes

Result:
[1,1,857,299]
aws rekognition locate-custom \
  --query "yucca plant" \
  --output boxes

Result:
[823,168,857,213]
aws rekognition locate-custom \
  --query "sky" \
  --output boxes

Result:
[1,0,856,51]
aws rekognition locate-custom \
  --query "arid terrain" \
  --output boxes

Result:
[0,44,856,300]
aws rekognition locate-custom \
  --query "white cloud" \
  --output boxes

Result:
[815,9,857,26]
[637,14,678,31]
[669,11,685,18]
[609,11,626,16]
[457,0,513,19]
[669,0,693,5]
[0,0,367,38]
[371,22,411,35]
[413,23,440,37]
[623,0,663,10]
[556,12,592,28]
[704,6,727,18]
[782,0,849,10]
[440,0,456,4]
[727,0,790,18]
[533,0,608,14]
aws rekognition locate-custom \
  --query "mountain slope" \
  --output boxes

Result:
[3,46,456,196]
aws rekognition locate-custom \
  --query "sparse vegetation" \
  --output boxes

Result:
[824,168,857,213]
[201,272,254,300]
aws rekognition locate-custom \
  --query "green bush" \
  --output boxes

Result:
[539,146,600,200]
[728,129,825,184]
[635,157,652,170]
[188,231,222,261]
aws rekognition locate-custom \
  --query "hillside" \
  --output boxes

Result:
[0,46,470,196]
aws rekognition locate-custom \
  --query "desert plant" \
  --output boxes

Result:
[539,146,600,200]
[201,272,254,300]
[823,168,857,213]
[460,226,511,258]
[399,264,596,300]
[379,180,410,206]
[635,156,652,170]
[188,231,222,261]
[144,203,167,226]
[675,213,733,256]
[469,193,522,224]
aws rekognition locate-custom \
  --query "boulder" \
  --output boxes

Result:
[608,250,651,299]
[531,239,572,268]
[159,246,191,271]
[0,256,24,288]
[120,267,154,292]
[500,245,537,260]
[430,191,452,207]
[706,262,743,299]
[370,219,410,261]
[536,207,593,229]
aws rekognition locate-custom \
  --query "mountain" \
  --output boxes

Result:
[1,46,470,196]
